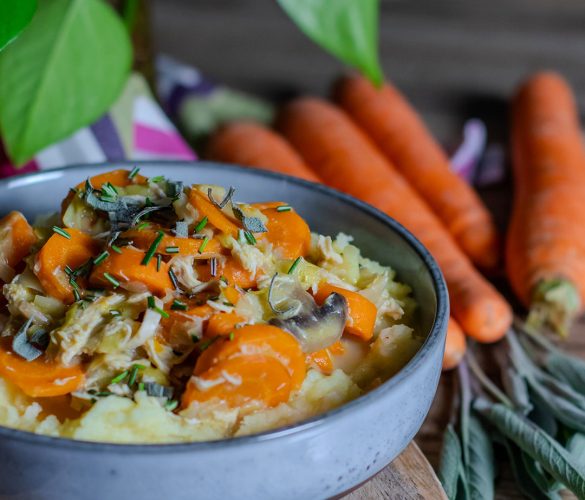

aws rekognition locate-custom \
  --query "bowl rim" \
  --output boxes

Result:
[0,160,449,453]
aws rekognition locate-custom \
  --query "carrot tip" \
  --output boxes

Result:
[527,278,581,338]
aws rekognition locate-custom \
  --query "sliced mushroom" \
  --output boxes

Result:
[268,274,348,353]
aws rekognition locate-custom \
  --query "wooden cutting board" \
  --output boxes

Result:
[342,442,447,499]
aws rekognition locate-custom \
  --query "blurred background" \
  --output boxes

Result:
[150,0,585,144]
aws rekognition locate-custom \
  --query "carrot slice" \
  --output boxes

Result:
[188,189,240,236]
[252,202,311,259]
[197,258,257,289]
[223,285,242,305]
[206,121,321,182]
[0,211,37,281]
[34,228,100,303]
[182,324,305,410]
[307,348,334,374]
[0,338,84,397]
[123,227,221,256]
[314,283,377,341]
[205,312,246,337]
[89,246,172,296]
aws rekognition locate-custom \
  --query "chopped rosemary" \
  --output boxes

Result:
[93,251,109,265]
[165,246,179,254]
[244,230,256,245]
[142,231,164,265]
[150,175,165,183]
[103,272,120,288]
[194,216,208,233]
[156,253,162,271]
[198,236,210,253]
[137,222,150,231]
[111,370,129,384]
[128,166,140,180]
[287,256,302,275]
[208,186,235,209]
[111,244,122,254]
[165,400,179,412]
[52,226,71,239]
[168,269,180,290]
[210,257,217,277]
[276,205,292,212]
[171,300,187,311]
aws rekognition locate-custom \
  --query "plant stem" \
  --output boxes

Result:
[466,349,515,408]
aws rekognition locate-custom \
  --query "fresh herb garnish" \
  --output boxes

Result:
[137,222,150,231]
[171,299,187,311]
[103,272,120,288]
[93,251,109,266]
[229,331,235,341]
[210,257,217,277]
[219,276,228,284]
[207,186,235,209]
[111,370,129,384]
[287,256,302,274]
[150,175,165,183]
[232,204,268,233]
[142,231,164,265]
[165,246,179,254]
[138,382,145,392]
[128,166,140,180]
[276,205,292,212]
[198,236,210,253]
[194,216,208,232]
[147,295,169,318]
[168,269,180,291]
[199,336,220,351]
[165,400,179,412]
[111,244,122,254]
[156,253,162,272]
[12,318,43,361]
[52,226,71,239]
[244,230,256,245]
[174,221,189,238]
[127,364,146,387]
[144,382,174,399]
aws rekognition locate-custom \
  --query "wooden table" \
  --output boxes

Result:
[150,1,585,496]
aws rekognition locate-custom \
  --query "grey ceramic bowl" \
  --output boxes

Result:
[0,162,448,500]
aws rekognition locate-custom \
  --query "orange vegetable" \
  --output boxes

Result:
[159,304,214,345]
[508,72,585,336]
[34,228,100,303]
[0,338,84,397]
[223,285,242,305]
[188,188,239,236]
[182,324,305,409]
[252,202,311,259]
[206,121,321,182]
[278,98,512,343]
[334,75,499,269]
[442,318,467,371]
[89,246,172,296]
[123,227,221,256]
[206,312,246,337]
[0,211,37,282]
[307,340,345,375]
[197,257,257,289]
[314,283,377,341]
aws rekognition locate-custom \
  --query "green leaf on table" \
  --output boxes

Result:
[475,399,585,498]
[546,350,585,393]
[567,433,585,465]
[466,414,495,500]
[438,424,464,500]
[0,0,132,165]
[277,0,384,86]
[0,0,37,52]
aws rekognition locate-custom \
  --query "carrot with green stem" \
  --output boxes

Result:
[334,74,499,269]
[206,121,321,182]
[508,72,585,337]
[277,98,512,343]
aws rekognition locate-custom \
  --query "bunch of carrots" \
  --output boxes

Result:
[205,71,585,370]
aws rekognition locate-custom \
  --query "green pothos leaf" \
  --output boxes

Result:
[277,0,384,86]
[0,0,37,52]
[0,0,132,165]
[475,399,585,498]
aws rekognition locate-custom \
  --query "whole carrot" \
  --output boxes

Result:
[277,98,512,343]
[508,72,585,336]
[334,74,499,270]
[442,318,466,371]
[206,121,320,182]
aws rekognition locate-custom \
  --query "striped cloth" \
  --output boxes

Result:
[0,56,505,186]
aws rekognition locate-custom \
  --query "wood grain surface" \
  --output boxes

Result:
[150,1,585,497]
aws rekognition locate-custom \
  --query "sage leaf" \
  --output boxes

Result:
[438,424,463,500]
[567,433,585,465]
[546,350,585,393]
[0,0,36,52]
[475,399,585,498]
[466,414,495,500]
[520,452,561,497]
[0,0,132,165]
[500,437,561,500]
[501,366,533,415]
[277,0,384,86]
